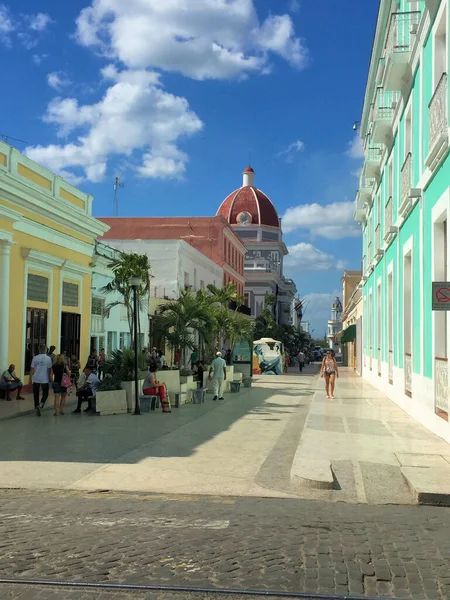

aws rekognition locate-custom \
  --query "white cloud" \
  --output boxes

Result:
[290,0,300,13]
[25,66,203,183]
[277,139,304,162]
[75,0,307,80]
[282,201,361,239]
[301,290,341,335]
[47,71,72,91]
[28,13,53,32]
[346,135,364,159]
[285,243,345,272]
[0,4,14,46]
[32,53,48,65]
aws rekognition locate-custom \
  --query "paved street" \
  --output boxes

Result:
[0,489,449,599]
[0,367,449,504]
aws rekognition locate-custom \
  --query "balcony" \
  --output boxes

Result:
[362,144,383,179]
[372,89,400,143]
[383,12,420,91]
[359,176,376,206]
[367,242,374,274]
[425,73,448,171]
[406,0,438,20]
[354,192,367,222]
[91,314,105,334]
[399,152,421,219]
[244,258,278,273]
[384,196,398,245]
[435,357,448,420]
[374,224,384,263]
[405,352,412,397]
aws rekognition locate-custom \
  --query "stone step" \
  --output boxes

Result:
[401,466,450,506]
[290,452,336,490]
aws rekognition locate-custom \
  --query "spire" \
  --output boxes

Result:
[242,165,255,187]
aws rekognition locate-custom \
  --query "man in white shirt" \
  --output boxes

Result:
[73,367,100,413]
[30,344,53,417]
[297,350,305,372]
[209,351,227,401]
[0,364,25,401]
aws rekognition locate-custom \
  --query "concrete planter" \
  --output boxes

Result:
[95,390,127,415]
[121,380,144,413]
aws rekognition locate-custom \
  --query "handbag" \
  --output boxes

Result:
[62,374,71,389]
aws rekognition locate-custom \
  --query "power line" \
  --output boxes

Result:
[1,133,28,145]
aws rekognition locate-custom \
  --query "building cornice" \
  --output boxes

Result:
[0,170,110,240]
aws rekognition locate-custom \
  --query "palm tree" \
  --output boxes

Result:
[154,288,213,366]
[100,251,151,348]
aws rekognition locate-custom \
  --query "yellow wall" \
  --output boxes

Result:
[17,163,52,191]
[60,188,85,210]
[7,232,93,377]
[0,153,6,166]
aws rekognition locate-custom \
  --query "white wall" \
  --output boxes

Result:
[103,239,223,300]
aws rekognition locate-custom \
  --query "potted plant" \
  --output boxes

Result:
[105,348,147,413]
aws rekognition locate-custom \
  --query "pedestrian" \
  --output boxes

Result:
[224,349,232,366]
[208,351,227,401]
[52,354,70,416]
[86,349,99,373]
[320,349,339,399]
[47,345,57,365]
[190,349,198,369]
[70,355,80,389]
[30,344,53,416]
[297,350,305,372]
[73,367,100,413]
[0,364,25,401]
[143,362,171,412]
[98,348,106,380]
[193,360,205,388]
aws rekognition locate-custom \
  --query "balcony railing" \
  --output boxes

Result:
[91,314,104,334]
[435,357,448,419]
[373,88,400,121]
[378,349,381,376]
[385,11,420,56]
[366,144,383,161]
[401,152,412,208]
[429,73,448,151]
[389,350,393,384]
[368,241,372,264]
[404,352,412,396]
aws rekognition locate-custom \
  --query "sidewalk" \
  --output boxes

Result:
[291,368,450,504]
[0,391,76,420]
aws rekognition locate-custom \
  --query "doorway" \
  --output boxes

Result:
[60,312,81,359]
[24,308,48,375]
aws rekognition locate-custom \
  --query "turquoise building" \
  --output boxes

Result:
[355,0,450,440]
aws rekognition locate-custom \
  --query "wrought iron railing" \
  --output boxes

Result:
[385,197,393,232]
[405,353,412,396]
[374,89,400,121]
[389,350,393,384]
[375,224,381,253]
[368,241,372,264]
[429,73,448,151]
[361,176,376,189]
[366,144,383,161]
[385,11,421,55]
[401,152,412,208]
[435,357,448,417]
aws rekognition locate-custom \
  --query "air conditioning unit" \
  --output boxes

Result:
[411,23,418,35]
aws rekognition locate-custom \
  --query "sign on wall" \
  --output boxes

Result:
[432,282,450,311]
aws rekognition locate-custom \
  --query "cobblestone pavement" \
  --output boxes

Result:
[0,491,449,599]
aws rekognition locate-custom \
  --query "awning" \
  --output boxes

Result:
[341,324,357,343]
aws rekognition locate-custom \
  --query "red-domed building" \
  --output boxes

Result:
[217,166,298,325]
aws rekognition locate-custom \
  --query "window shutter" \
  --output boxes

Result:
[27,274,49,303]
[63,282,79,307]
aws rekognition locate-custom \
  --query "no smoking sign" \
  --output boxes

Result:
[432,282,450,311]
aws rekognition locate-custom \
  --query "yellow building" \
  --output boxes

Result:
[340,270,363,373]
[0,141,109,379]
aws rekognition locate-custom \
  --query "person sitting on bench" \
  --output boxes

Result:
[73,367,100,413]
[0,365,25,401]
[143,362,171,413]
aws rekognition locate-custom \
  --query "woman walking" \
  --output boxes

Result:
[320,350,339,399]
[143,362,171,413]
[52,354,71,415]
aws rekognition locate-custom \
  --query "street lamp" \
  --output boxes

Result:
[129,275,142,415]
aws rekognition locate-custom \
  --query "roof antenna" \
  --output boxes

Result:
[113,176,124,217]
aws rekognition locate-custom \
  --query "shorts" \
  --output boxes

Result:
[52,383,67,394]
[324,371,336,377]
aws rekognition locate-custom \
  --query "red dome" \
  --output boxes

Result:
[243,166,255,173]
[217,186,280,228]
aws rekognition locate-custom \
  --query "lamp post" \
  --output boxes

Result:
[129,275,142,415]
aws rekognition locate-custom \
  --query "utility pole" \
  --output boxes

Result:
[113,176,124,217]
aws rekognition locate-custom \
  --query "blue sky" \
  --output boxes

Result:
[1,0,378,336]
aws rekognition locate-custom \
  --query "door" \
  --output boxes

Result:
[60,313,81,360]
[25,308,48,374]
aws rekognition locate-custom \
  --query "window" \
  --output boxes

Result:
[27,274,48,303]
[92,297,105,316]
[63,282,79,307]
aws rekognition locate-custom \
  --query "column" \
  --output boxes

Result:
[0,240,13,368]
